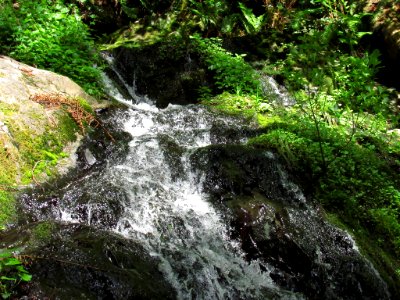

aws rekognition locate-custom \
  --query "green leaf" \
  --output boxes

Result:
[0,250,13,258]
[20,273,32,282]
[0,276,16,281]
[357,31,372,38]
[4,258,21,266]
[1,292,11,299]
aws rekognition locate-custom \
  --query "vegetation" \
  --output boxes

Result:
[0,0,399,295]
[0,249,31,299]
[0,0,104,97]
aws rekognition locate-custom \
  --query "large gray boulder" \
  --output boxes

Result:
[0,56,103,186]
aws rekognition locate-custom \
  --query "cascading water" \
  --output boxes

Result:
[52,75,303,298]
[12,60,392,299]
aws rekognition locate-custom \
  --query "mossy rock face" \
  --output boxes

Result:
[0,222,176,299]
[0,56,106,226]
[111,42,209,107]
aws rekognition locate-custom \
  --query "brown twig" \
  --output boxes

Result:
[30,93,114,142]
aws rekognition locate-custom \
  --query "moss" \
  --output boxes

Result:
[32,221,55,242]
[0,140,18,185]
[257,114,284,128]
[0,103,18,116]
[77,97,94,114]
[55,112,80,143]
[201,92,258,116]
[0,97,91,227]
[0,191,16,227]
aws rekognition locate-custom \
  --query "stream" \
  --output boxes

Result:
[2,63,392,299]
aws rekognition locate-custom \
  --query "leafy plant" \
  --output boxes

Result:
[0,0,104,97]
[238,2,266,34]
[191,35,261,95]
[0,249,31,299]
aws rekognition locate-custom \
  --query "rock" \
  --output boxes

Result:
[0,222,176,299]
[191,144,306,207]
[366,1,400,89]
[0,56,98,104]
[191,144,391,299]
[367,1,400,62]
[0,56,105,186]
[110,43,209,107]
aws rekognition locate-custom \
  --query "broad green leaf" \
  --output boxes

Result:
[20,273,32,282]
[4,258,21,266]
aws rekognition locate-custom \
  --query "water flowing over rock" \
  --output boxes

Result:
[2,59,393,299]
[109,45,209,107]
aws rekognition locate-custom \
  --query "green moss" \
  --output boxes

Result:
[201,92,258,116]
[0,107,81,188]
[0,103,18,116]
[0,108,80,224]
[77,97,94,114]
[257,114,284,128]
[0,143,18,185]
[0,191,16,227]
[32,221,55,242]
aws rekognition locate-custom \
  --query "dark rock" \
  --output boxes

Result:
[111,43,210,107]
[191,144,391,299]
[0,222,176,299]
[191,144,305,207]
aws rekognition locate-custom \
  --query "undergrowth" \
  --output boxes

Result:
[0,0,104,97]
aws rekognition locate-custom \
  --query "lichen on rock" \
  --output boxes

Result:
[0,56,105,226]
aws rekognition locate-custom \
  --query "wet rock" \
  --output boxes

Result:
[158,134,185,181]
[0,222,176,299]
[111,44,209,107]
[191,144,305,207]
[19,179,128,229]
[191,144,391,299]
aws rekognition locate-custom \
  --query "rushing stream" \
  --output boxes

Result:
[48,90,300,298]
[6,62,391,299]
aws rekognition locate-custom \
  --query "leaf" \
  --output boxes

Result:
[0,250,13,258]
[20,273,32,282]
[4,258,21,266]
[0,276,16,281]
[1,292,11,299]
[357,31,372,38]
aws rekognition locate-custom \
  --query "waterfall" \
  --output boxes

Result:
[14,59,390,300]
[55,88,299,299]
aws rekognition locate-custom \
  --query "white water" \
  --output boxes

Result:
[52,71,306,299]
[110,104,277,299]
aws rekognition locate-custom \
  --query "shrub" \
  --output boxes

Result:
[0,0,104,97]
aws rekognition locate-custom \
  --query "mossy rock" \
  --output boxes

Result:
[0,56,107,227]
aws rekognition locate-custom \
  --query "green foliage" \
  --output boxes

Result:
[32,221,54,242]
[188,0,230,33]
[0,192,15,227]
[0,0,104,97]
[191,35,260,94]
[246,94,400,256]
[238,2,265,34]
[0,249,31,299]
[201,92,261,115]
